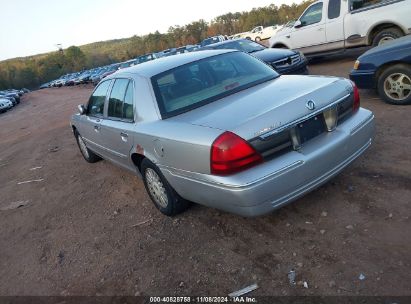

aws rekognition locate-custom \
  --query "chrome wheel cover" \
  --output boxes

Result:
[78,135,89,159]
[145,168,168,208]
[378,36,394,46]
[384,73,411,101]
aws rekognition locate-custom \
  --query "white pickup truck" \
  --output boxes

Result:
[237,25,282,42]
[269,0,411,55]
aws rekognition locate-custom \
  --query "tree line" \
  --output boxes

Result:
[0,0,313,90]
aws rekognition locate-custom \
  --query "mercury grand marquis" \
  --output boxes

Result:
[70,50,375,217]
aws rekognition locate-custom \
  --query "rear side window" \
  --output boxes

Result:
[328,0,341,19]
[107,78,134,121]
[88,80,110,116]
[123,82,134,120]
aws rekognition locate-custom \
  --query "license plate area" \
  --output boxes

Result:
[292,114,326,149]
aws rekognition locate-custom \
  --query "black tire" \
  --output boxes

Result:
[141,158,190,216]
[255,36,261,42]
[372,27,403,46]
[74,130,101,163]
[377,64,411,105]
[245,36,251,40]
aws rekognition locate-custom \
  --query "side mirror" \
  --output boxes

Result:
[78,104,86,115]
[294,20,302,28]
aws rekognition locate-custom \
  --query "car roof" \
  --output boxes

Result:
[110,49,236,79]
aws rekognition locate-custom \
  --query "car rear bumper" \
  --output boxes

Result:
[349,69,376,89]
[161,108,375,217]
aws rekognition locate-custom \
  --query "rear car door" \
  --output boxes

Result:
[79,80,111,157]
[100,78,135,169]
[325,0,345,49]
[290,2,327,49]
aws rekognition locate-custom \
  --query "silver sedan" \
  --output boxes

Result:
[70,50,375,217]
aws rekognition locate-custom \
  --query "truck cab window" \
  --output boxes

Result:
[328,0,341,19]
[300,2,323,26]
[350,0,383,11]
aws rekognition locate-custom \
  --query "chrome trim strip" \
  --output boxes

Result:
[259,93,351,140]
[161,160,304,189]
[83,138,127,158]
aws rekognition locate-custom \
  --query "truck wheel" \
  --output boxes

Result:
[373,28,403,46]
[377,64,411,105]
[245,36,251,40]
[75,130,101,163]
[255,37,261,42]
[141,158,190,216]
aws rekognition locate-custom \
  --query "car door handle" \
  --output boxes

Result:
[120,132,128,142]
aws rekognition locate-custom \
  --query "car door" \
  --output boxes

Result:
[325,0,345,49]
[290,2,326,49]
[100,78,135,169]
[79,80,111,157]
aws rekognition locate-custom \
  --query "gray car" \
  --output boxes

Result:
[70,50,375,217]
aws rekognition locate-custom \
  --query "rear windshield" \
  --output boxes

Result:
[151,52,278,118]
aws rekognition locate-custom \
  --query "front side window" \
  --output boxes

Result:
[300,2,323,26]
[350,0,384,11]
[108,79,129,118]
[87,80,110,116]
[152,52,278,118]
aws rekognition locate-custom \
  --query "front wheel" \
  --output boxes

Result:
[75,131,101,163]
[377,64,411,105]
[141,158,190,216]
[255,37,261,42]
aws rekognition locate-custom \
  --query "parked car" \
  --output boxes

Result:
[0,91,19,103]
[200,36,226,47]
[350,36,411,105]
[71,50,374,217]
[269,0,411,55]
[199,38,308,75]
[0,98,11,112]
[237,25,282,42]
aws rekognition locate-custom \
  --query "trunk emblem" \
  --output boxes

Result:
[306,100,316,110]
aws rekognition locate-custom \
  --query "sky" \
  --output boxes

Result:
[0,0,303,61]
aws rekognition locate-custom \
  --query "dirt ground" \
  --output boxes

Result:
[0,53,410,297]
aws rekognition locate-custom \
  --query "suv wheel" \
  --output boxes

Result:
[377,64,411,105]
[141,158,190,216]
[255,37,261,42]
[75,131,101,163]
[373,27,403,46]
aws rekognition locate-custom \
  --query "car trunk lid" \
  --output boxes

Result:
[172,75,353,141]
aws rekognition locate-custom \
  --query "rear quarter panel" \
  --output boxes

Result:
[344,0,411,43]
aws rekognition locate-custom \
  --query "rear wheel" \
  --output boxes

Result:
[255,36,261,42]
[372,27,403,46]
[75,130,101,163]
[377,64,411,105]
[141,158,190,216]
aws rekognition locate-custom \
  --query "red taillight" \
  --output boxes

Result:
[211,131,263,175]
[351,81,360,112]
